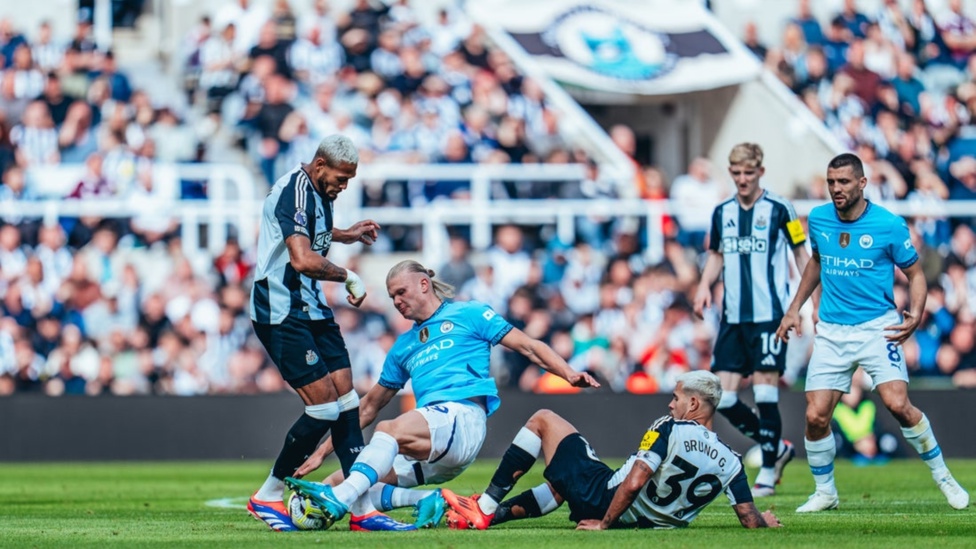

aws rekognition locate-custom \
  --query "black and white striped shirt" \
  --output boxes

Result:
[708,191,806,324]
[250,165,335,325]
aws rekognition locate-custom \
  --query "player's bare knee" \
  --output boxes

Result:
[526,409,557,432]
[805,410,832,433]
[375,419,396,435]
[886,400,919,426]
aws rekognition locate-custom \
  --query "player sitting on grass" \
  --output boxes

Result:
[286,260,599,531]
[442,370,781,530]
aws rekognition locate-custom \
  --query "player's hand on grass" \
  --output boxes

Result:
[575,519,605,530]
[884,311,919,344]
[775,310,801,342]
[761,510,782,528]
[567,371,601,389]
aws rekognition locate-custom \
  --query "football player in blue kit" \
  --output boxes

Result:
[286,259,600,530]
[777,153,969,512]
[441,371,781,530]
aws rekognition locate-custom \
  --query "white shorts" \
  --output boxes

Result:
[805,310,909,393]
[393,400,487,487]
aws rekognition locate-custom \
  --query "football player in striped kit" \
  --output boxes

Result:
[440,371,780,530]
[247,134,381,531]
[694,143,810,497]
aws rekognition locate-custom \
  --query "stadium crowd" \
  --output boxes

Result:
[0,0,974,397]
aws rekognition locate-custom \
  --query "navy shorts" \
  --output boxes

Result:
[712,319,786,375]
[543,433,616,523]
[252,316,351,389]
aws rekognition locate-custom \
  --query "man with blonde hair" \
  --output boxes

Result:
[287,259,600,531]
[694,142,810,497]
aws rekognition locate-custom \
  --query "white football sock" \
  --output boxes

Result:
[368,484,434,510]
[532,484,559,515]
[901,414,949,478]
[349,492,378,516]
[254,470,284,502]
[334,431,399,506]
[805,435,837,494]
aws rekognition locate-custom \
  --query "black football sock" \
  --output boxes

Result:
[757,402,783,468]
[719,400,761,442]
[485,444,537,507]
[331,408,365,476]
[491,489,543,525]
[272,414,333,480]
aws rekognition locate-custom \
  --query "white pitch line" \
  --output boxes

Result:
[205,496,249,510]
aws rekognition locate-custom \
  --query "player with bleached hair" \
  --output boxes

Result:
[286,260,600,531]
[694,142,810,497]
[777,153,969,512]
[441,370,781,530]
[247,134,380,531]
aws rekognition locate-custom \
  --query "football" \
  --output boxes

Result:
[288,492,332,530]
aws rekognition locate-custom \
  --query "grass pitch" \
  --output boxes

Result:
[0,459,973,548]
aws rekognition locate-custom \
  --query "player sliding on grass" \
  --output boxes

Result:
[776,153,969,512]
[287,260,599,531]
[442,371,781,530]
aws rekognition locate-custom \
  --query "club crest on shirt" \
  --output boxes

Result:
[440,321,454,333]
[754,215,767,230]
[859,234,873,248]
[305,350,318,365]
[839,232,851,248]
[294,209,307,227]
[419,327,429,343]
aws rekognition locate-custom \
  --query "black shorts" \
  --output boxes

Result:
[711,319,786,375]
[252,316,351,389]
[543,433,616,523]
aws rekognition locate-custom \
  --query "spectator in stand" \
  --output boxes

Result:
[742,21,767,61]
[670,157,725,253]
[11,100,59,166]
[791,0,823,47]
[608,124,645,200]
[822,17,852,77]
[59,101,98,163]
[840,39,883,109]
[199,22,240,116]
[439,234,476,290]
[938,0,976,71]
[835,0,871,40]
[248,21,291,80]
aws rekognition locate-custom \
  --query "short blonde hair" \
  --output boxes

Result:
[729,143,763,169]
[676,370,722,410]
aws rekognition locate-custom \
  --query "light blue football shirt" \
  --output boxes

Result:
[808,201,918,325]
[378,300,513,416]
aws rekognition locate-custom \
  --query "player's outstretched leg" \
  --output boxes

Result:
[901,414,969,510]
[444,419,546,529]
[285,477,350,522]
[796,435,840,513]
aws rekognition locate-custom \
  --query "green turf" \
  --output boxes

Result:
[0,458,972,548]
